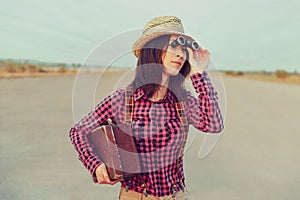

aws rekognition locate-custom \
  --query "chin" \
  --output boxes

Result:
[164,67,181,76]
[165,69,180,76]
[170,71,180,76]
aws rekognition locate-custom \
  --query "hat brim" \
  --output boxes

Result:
[132,30,195,58]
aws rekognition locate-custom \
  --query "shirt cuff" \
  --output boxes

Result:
[190,71,215,95]
[91,161,103,183]
[190,71,212,93]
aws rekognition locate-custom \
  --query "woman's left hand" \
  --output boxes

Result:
[187,47,211,75]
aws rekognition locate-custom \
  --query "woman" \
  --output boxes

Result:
[69,16,224,199]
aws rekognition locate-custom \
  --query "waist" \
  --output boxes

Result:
[120,172,186,197]
[119,186,187,200]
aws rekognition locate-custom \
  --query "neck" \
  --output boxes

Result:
[149,72,170,101]
[161,72,170,87]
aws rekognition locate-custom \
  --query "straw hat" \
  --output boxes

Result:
[132,16,195,58]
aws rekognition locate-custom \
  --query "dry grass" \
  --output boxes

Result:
[242,74,300,85]
[0,64,131,79]
[222,72,300,86]
[1,60,299,87]
[0,66,77,78]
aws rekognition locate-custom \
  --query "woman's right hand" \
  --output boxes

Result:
[187,47,211,74]
[95,163,120,185]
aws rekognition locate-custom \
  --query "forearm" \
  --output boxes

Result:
[69,126,103,182]
[68,89,124,182]
[187,71,224,133]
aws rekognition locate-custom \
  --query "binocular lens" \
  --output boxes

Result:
[192,41,199,50]
[170,41,178,48]
[177,36,186,45]
[170,36,200,51]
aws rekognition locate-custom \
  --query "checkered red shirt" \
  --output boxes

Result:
[69,71,224,197]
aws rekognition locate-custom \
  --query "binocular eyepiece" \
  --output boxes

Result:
[169,36,200,51]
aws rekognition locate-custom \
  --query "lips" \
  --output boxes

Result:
[171,61,182,65]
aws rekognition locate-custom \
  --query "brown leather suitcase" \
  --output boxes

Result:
[88,119,141,181]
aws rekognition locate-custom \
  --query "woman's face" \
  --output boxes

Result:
[162,35,187,76]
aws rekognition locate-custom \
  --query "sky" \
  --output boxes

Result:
[0,0,299,72]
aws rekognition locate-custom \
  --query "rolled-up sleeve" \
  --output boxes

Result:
[186,71,224,133]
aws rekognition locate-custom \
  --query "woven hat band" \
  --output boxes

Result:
[143,17,185,35]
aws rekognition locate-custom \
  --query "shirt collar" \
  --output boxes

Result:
[133,88,176,105]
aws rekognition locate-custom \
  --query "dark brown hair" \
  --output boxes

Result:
[128,35,191,101]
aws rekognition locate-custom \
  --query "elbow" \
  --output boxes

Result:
[200,120,224,133]
[69,127,78,145]
[208,113,224,133]
[212,125,224,133]
[211,120,224,133]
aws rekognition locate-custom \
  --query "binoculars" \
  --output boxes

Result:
[169,36,200,50]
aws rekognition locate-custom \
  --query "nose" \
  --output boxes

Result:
[174,46,186,58]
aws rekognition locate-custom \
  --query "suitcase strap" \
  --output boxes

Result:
[124,89,134,123]
[173,101,189,196]
[175,101,189,157]
[124,89,149,195]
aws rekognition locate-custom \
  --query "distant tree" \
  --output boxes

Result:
[236,71,244,76]
[72,63,81,69]
[225,70,235,76]
[275,70,289,79]
[57,64,66,73]
[25,64,38,73]
[37,67,47,73]
[4,59,17,73]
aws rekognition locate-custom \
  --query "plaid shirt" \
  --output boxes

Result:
[69,71,224,197]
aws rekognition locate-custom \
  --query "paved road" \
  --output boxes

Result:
[0,73,299,200]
